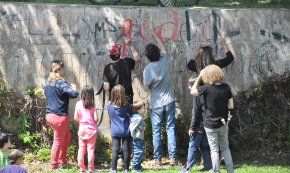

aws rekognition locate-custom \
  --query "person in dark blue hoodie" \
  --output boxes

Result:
[107,84,132,173]
[44,60,79,169]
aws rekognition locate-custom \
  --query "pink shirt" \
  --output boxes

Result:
[74,100,97,130]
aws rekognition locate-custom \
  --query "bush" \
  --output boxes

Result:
[230,73,290,164]
[36,145,51,162]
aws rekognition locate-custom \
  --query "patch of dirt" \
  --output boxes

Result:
[24,157,181,172]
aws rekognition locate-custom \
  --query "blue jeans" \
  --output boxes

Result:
[150,101,176,159]
[131,138,144,170]
[186,132,212,170]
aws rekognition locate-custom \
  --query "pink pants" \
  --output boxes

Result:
[46,113,71,169]
[77,127,97,172]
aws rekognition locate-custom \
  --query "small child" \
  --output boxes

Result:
[0,133,12,168]
[0,149,27,173]
[180,76,212,173]
[74,85,98,173]
[107,84,131,173]
[129,100,146,172]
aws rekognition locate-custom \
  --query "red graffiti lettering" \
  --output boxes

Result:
[121,19,133,59]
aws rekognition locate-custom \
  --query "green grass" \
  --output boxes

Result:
[1,0,290,8]
[40,164,290,173]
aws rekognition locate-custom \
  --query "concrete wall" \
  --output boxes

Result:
[0,3,290,135]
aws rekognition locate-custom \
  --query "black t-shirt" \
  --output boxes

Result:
[187,51,234,73]
[103,57,135,104]
[198,83,232,129]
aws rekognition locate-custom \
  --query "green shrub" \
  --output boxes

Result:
[36,145,51,162]
[24,152,36,163]
[95,135,112,164]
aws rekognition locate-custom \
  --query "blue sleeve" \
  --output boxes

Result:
[143,66,152,86]
[59,80,79,98]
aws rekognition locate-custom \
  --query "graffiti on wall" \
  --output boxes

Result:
[0,5,289,98]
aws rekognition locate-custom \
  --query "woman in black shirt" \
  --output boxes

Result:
[187,38,234,74]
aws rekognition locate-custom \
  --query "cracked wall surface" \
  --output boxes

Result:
[0,3,289,134]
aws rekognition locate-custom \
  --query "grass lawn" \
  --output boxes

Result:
[33,164,290,173]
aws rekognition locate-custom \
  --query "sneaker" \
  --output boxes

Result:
[179,165,187,172]
[109,170,117,173]
[57,165,64,170]
[154,158,162,167]
[123,170,128,173]
[132,166,144,172]
[170,158,176,166]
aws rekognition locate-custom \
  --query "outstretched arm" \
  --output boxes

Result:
[148,20,166,53]
[190,70,203,96]
[219,38,230,53]
[151,29,166,53]
[125,38,141,63]
[217,38,234,68]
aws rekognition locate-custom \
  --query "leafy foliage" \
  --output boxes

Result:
[230,73,290,164]
[36,144,51,162]
[94,135,112,164]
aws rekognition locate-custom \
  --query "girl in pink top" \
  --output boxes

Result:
[74,85,98,173]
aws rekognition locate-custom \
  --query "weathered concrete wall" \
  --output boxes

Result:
[0,3,290,135]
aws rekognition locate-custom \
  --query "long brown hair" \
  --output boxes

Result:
[81,85,95,109]
[110,84,126,107]
[47,60,64,83]
[195,46,215,73]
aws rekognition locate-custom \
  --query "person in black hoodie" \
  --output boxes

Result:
[180,76,212,173]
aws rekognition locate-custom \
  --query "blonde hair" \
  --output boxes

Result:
[47,60,64,83]
[110,84,127,107]
[8,149,24,165]
[201,64,224,84]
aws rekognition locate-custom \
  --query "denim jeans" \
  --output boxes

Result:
[131,138,144,170]
[150,101,176,159]
[205,124,234,173]
[186,132,212,170]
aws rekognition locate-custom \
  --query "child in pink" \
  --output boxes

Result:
[74,85,98,173]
